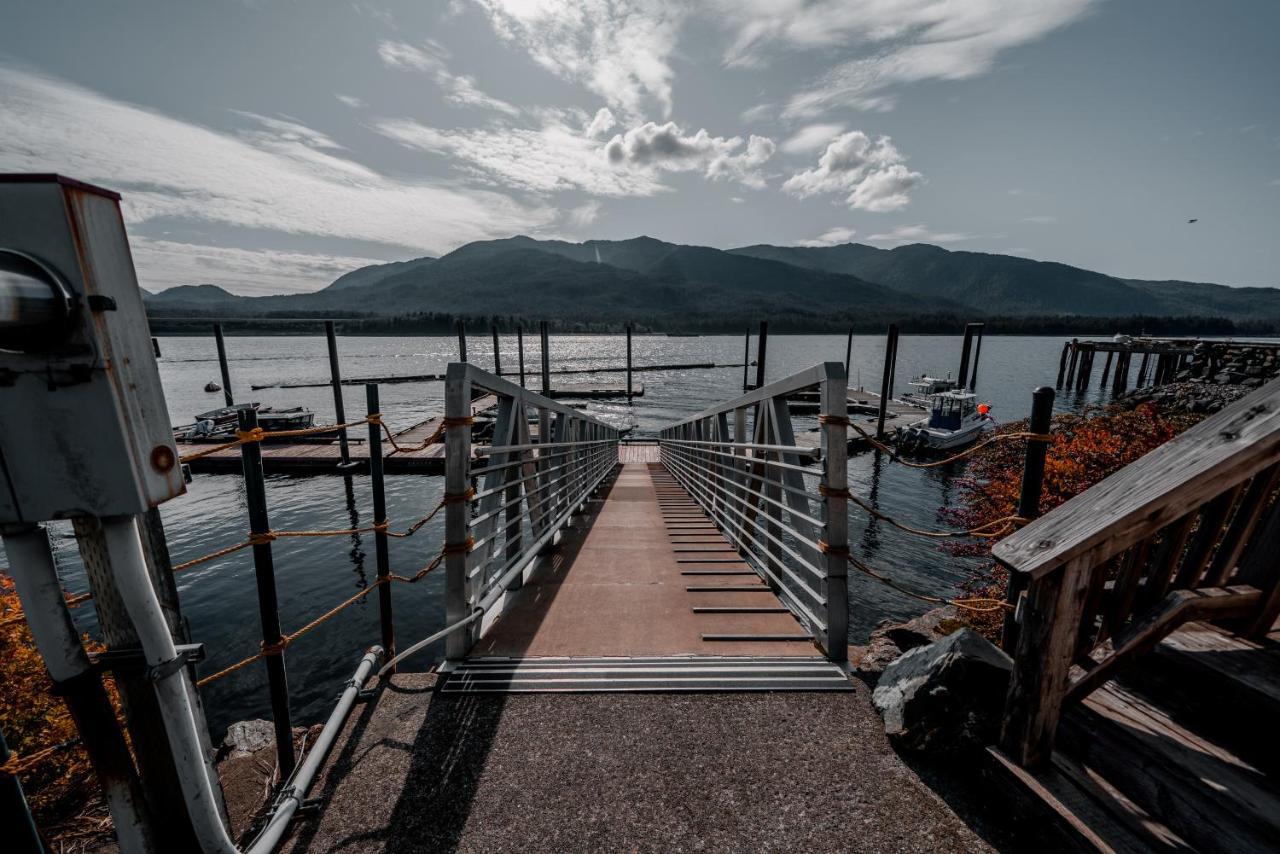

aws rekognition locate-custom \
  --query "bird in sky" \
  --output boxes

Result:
[1188,218,1199,223]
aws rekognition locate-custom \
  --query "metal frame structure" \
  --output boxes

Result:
[657,362,849,662]
[443,362,621,658]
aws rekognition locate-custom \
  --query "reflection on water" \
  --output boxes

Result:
[3,332,1108,733]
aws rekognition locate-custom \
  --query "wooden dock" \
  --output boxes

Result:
[793,387,922,453]
[179,394,499,475]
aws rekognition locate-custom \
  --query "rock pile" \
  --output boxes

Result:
[1182,341,1280,388]
[1123,380,1252,415]
[852,606,965,681]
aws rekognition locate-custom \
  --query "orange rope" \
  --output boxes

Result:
[1,739,82,777]
[817,541,1013,614]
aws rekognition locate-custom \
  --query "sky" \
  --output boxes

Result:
[1,0,1277,295]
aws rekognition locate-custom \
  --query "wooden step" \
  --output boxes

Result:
[1057,680,1280,853]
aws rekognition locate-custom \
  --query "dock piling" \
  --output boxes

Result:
[1136,352,1150,387]
[1003,385,1056,652]
[237,407,296,779]
[742,328,751,391]
[626,323,633,400]
[1099,351,1114,389]
[1064,339,1079,388]
[517,327,526,388]
[844,327,854,378]
[366,384,396,672]
[325,321,353,468]
[492,326,501,376]
[213,323,234,407]
[540,321,551,394]
[1056,341,1070,387]
[968,323,985,390]
[0,725,44,853]
[457,321,468,363]
[877,323,899,438]
[754,321,769,390]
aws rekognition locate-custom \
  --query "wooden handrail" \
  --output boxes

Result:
[993,379,1280,580]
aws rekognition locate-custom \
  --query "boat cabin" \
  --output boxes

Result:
[926,390,978,430]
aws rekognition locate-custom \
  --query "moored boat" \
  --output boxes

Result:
[899,374,957,409]
[895,390,993,452]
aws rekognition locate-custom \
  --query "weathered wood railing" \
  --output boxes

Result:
[657,363,849,661]
[996,379,1280,767]
[443,363,620,658]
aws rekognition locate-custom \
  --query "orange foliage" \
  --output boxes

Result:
[1,574,115,831]
[945,403,1204,639]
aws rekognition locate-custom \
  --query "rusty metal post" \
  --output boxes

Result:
[366,384,396,672]
[237,408,295,779]
[213,323,233,407]
[325,321,353,468]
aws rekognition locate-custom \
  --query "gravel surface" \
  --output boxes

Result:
[282,674,994,853]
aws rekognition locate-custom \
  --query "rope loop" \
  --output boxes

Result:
[235,427,266,444]
[817,414,851,428]
[442,415,476,429]
[443,536,475,556]
[247,531,278,546]
[260,638,290,657]
[817,484,852,500]
[817,539,851,558]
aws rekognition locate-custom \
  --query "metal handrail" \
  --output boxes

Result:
[655,362,849,662]
[442,363,620,658]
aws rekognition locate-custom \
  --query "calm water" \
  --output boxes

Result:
[3,332,1112,735]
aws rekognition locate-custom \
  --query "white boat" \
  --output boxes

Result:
[898,374,957,409]
[895,390,993,452]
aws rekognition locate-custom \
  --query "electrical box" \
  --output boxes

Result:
[0,174,185,523]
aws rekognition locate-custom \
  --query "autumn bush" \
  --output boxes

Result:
[1,575,116,841]
[944,403,1205,640]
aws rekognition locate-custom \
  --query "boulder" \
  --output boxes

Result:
[221,719,275,758]
[853,606,964,681]
[872,629,1012,753]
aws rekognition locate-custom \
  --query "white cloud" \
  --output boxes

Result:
[712,1,1099,116]
[334,93,366,109]
[781,123,845,155]
[377,39,520,115]
[739,103,774,124]
[795,226,858,247]
[475,0,686,118]
[134,238,387,295]
[1022,215,1057,224]
[0,66,551,256]
[567,200,602,228]
[603,121,776,189]
[866,224,978,245]
[373,114,663,197]
[782,131,921,211]
[585,107,618,139]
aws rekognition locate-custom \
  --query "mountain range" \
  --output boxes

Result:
[144,236,1280,330]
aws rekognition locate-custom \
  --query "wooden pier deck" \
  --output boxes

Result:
[793,387,923,453]
[179,394,499,475]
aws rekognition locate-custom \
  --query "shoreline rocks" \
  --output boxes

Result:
[851,606,966,681]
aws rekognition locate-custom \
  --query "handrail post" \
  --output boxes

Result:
[325,321,352,468]
[820,364,849,662]
[213,323,234,407]
[237,408,295,779]
[444,363,474,659]
[1002,386,1055,652]
[366,384,396,671]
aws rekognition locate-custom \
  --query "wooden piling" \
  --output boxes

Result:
[1004,386,1056,652]
[626,323,633,400]
[1065,339,1079,388]
[325,321,352,468]
[754,321,769,390]
[517,327,526,388]
[1136,352,1150,387]
[844,327,854,379]
[366,384,396,672]
[213,323,234,407]
[969,323,985,390]
[492,326,501,376]
[237,408,296,779]
[743,328,751,391]
[457,321,468,363]
[1056,341,1070,387]
[540,321,551,394]
[1098,351,1114,389]
[152,337,161,359]
[877,324,900,438]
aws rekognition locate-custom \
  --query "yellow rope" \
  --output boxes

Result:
[177,415,381,463]
[817,540,1013,615]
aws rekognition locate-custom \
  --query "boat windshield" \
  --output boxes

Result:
[927,395,974,430]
